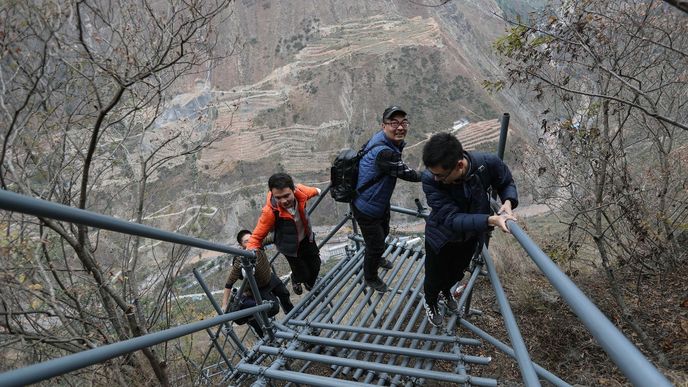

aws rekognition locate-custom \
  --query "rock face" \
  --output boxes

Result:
[147,0,537,237]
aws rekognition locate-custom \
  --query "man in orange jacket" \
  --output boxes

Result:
[246,173,322,295]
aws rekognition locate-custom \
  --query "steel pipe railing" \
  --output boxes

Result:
[307,184,331,216]
[274,331,491,365]
[459,319,571,387]
[286,320,481,346]
[0,189,254,258]
[1,175,672,387]
[390,204,428,219]
[507,220,672,387]
[0,304,272,387]
[482,246,541,386]
[256,346,498,387]
[237,363,370,387]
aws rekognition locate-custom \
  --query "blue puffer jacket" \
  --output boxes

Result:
[353,130,404,218]
[422,151,518,253]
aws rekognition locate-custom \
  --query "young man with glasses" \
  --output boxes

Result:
[421,132,518,327]
[352,106,421,293]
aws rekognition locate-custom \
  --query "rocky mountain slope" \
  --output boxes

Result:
[140,0,538,239]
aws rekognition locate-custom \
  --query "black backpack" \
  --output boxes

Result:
[330,142,386,203]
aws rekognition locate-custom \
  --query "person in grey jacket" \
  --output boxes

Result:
[421,132,518,327]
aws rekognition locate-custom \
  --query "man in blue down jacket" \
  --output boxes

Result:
[421,132,518,327]
[353,106,421,292]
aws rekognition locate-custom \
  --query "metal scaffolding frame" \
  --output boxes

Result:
[0,114,672,386]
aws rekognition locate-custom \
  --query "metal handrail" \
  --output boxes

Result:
[0,304,272,387]
[0,146,673,386]
[0,189,253,259]
[489,113,670,387]
[482,246,540,386]
[506,219,672,387]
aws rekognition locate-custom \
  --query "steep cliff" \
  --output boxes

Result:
[145,0,534,237]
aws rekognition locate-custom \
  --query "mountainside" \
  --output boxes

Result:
[143,0,534,237]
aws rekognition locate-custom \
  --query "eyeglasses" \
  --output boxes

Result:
[384,119,410,129]
[429,169,453,180]
[429,160,461,181]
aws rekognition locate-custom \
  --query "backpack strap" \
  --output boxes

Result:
[467,162,494,214]
[356,142,388,196]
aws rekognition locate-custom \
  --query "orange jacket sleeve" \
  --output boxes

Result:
[297,184,320,200]
[247,204,276,250]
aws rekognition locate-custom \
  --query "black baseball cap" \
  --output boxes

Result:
[382,106,407,121]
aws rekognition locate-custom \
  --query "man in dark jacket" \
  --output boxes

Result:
[353,106,421,292]
[421,132,518,327]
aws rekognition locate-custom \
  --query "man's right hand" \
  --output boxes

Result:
[488,213,517,233]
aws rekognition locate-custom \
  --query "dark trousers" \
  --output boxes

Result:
[285,238,321,288]
[269,273,294,313]
[352,205,390,281]
[423,239,478,305]
[234,279,283,337]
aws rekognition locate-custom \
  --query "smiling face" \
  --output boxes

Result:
[271,187,296,209]
[382,112,410,145]
[240,233,251,249]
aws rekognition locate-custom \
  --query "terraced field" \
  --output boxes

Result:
[197,15,445,178]
[455,119,504,150]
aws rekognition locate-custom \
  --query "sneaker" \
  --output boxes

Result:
[440,292,459,315]
[379,259,393,270]
[292,280,303,295]
[453,284,466,300]
[304,276,322,292]
[365,277,389,293]
[424,299,443,327]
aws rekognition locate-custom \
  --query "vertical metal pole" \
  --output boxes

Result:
[349,204,361,251]
[204,328,235,372]
[461,243,483,317]
[497,113,510,161]
[482,246,540,386]
[307,184,331,215]
[239,256,275,341]
[192,268,247,355]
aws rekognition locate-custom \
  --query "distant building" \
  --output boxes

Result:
[452,119,469,132]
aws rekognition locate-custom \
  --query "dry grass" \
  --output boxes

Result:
[460,228,688,386]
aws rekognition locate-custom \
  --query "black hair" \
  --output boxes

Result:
[236,229,252,244]
[268,172,295,191]
[422,132,464,170]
